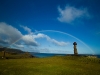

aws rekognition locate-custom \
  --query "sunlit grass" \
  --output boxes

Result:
[0,55,100,75]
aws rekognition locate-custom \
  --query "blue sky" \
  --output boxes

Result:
[0,0,100,54]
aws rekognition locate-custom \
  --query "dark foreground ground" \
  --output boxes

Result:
[0,55,100,75]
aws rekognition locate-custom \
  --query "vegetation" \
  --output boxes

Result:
[0,47,34,59]
[0,55,100,75]
[0,52,34,59]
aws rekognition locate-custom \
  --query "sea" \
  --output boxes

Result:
[30,52,100,58]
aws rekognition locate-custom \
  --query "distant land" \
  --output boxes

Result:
[0,47,100,58]
[0,47,24,54]
[30,52,100,58]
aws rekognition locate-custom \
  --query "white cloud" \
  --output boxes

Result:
[57,5,91,23]
[50,39,69,46]
[20,25,32,34]
[0,22,23,45]
[19,25,39,46]
[20,33,69,47]
[33,33,69,46]
[33,33,45,38]
[13,44,24,48]
[0,22,39,47]
[22,34,39,46]
[0,23,69,50]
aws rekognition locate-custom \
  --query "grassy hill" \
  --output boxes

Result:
[0,56,100,75]
[0,47,24,53]
[0,47,34,59]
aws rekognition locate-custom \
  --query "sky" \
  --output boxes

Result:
[0,0,100,54]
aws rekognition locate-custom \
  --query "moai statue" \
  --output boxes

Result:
[2,47,6,58]
[73,42,78,55]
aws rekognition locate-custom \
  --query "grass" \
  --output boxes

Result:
[0,55,100,75]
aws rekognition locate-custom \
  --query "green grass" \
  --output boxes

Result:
[0,56,100,75]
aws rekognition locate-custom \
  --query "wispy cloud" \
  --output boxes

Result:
[20,25,32,34]
[32,33,70,46]
[20,26,69,46]
[18,33,69,47]
[57,5,91,24]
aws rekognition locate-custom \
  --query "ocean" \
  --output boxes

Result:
[97,55,100,58]
[30,52,66,58]
[30,52,100,58]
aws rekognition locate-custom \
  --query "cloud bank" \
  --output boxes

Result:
[0,23,69,49]
[0,23,38,47]
[0,22,22,46]
[57,5,91,24]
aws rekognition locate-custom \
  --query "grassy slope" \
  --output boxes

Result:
[0,56,100,75]
[0,52,34,59]
[0,48,24,53]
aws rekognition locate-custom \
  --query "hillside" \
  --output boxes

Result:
[0,47,24,53]
[0,47,35,59]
